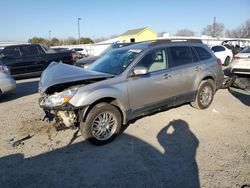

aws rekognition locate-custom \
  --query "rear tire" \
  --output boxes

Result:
[80,102,122,145]
[191,80,214,109]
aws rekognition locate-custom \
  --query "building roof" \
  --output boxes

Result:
[120,27,148,36]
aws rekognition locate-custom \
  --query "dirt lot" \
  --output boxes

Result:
[0,78,249,188]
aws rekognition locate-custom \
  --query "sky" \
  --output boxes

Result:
[1,0,249,42]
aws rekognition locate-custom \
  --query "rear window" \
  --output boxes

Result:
[194,47,212,60]
[211,46,225,52]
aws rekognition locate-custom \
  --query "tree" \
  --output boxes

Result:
[225,19,250,38]
[79,37,94,44]
[50,37,61,46]
[202,23,224,37]
[28,37,49,45]
[28,36,95,45]
[175,29,195,37]
[94,37,109,43]
[63,37,77,45]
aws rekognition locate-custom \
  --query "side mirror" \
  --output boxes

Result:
[133,66,148,76]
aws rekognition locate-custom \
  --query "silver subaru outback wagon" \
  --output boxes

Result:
[39,39,224,145]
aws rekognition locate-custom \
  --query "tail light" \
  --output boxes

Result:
[217,58,222,65]
[68,52,74,62]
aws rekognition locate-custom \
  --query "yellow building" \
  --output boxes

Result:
[119,27,157,43]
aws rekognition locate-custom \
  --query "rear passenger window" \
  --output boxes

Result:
[194,47,212,60]
[21,45,40,57]
[2,46,21,58]
[169,46,195,67]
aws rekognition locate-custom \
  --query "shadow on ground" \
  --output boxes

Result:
[229,87,250,106]
[0,80,39,103]
[0,119,200,188]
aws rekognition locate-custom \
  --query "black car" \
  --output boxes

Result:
[0,44,75,78]
[74,43,133,68]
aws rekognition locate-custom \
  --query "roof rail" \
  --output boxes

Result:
[150,39,203,45]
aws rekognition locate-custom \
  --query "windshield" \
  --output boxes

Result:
[100,45,114,56]
[88,49,141,75]
[240,47,250,53]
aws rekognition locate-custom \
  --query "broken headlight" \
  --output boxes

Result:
[41,88,78,107]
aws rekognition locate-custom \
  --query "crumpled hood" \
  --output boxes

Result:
[39,62,113,93]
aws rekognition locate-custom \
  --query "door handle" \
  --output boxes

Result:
[163,73,171,79]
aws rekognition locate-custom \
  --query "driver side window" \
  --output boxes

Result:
[136,48,168,73]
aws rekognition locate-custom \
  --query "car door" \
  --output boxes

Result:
[0,46,25,75]
[127,48,175,116]
[19,45,44,73]
[167,46,203,105]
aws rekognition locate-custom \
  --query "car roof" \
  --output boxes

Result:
[1,44,36,48]
[116,39,204,51]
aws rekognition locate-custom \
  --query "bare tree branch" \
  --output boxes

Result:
[176,29,195,37]
[202,23,224,37]
[225,19,250,38]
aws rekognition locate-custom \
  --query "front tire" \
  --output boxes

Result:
[191,80,214,109]
[80,102,122,145]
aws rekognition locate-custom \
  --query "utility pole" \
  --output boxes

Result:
[213,17,216,37]
[78,18,81,44]
[49,30,51,40]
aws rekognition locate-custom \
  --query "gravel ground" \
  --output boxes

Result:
[0,78,249,188]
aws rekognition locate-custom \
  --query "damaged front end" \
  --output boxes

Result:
[39,87,80,127]
[38,62,113,128]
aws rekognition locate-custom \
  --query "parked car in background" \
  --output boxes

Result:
[0,44,75,79]
[53,47,86,61]
[39,39,224,145]
[231,47,250,89]
[0,62,16,96]
[71,48,88,57]
[222,39,250,55]
[211,45,233,66]
[231,47,250,75]
[74,43,133,68]
[222,47,250,90]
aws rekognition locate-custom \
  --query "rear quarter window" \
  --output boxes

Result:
[194,47,212,60]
